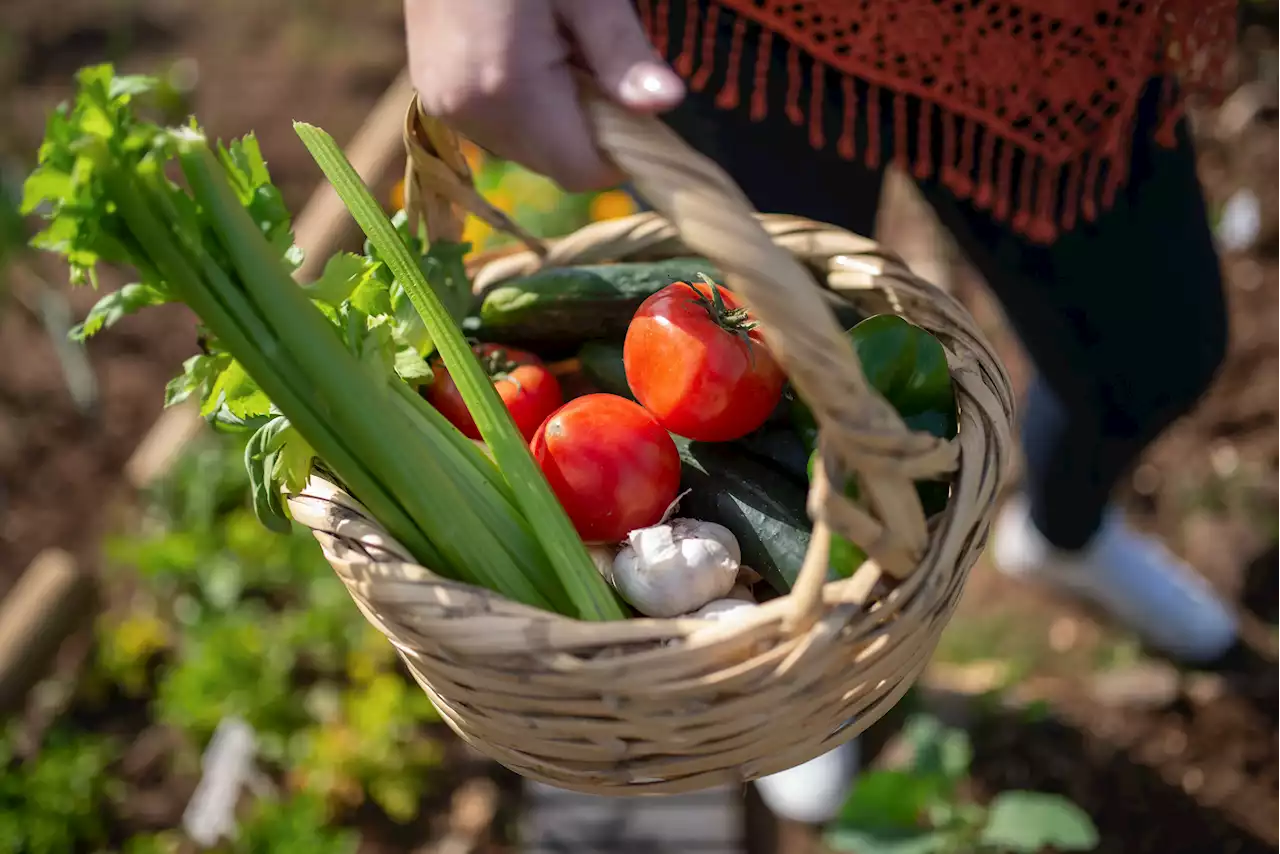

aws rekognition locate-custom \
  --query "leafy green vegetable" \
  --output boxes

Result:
[26,63,621,619]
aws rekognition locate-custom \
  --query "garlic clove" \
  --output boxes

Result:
[692,598,759,625]
[725,584,757,603]
[609,518,741,618]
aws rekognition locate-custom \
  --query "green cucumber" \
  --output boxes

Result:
[577,341,634,400]
[673,435,823,595]
[475,258,722,347]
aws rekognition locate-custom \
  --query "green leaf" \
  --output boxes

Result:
[304,252,378,308]
[825,828,952,854]
[419,239,473,326]
[71,282,170,340]
[245,416,294,533]
[349,266,392,317]
[270,422,317,495]
[837,770,945,831]
[390,282,433,356]
[217,134,299,269]
[165,352,230,407]
[903,714,973,784]
[20,165,74,213]
[394,346,432,384]
[109,74,158,99]
[204,359,271,421]
[980,792,1099,852]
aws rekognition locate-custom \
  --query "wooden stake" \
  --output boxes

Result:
[0,549,94,715]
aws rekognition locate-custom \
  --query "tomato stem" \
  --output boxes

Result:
[690,273,760,369]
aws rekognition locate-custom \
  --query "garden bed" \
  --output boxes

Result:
[1,1,1275,852]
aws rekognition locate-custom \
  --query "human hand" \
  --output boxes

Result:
[405,0,685,192]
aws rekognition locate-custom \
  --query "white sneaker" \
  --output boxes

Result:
[754,739,860,824]
[991,496,1238,663]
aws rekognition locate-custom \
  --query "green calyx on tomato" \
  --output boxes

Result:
[425,342,563,442]
[689,272,758,333]
[793,314,958,579]
[624,278,785,443]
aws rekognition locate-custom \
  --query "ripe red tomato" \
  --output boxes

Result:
[530,394,680,543]
[425,343,563,441]
[624,280,785,442]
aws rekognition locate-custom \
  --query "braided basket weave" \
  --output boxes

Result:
[285,92,1015,795]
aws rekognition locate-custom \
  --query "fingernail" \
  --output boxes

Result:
[618,62,685,108]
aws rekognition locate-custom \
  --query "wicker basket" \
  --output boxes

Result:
[285,92,1015,795]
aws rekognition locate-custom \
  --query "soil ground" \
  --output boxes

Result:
[0,2,1275,853]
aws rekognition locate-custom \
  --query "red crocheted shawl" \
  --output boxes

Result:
[638,0,1237,242]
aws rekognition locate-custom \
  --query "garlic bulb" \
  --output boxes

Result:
[693,598,759,625]
[610,518,741,617]
[727,578,752,604]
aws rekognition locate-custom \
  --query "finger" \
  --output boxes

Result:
[457,66,625,193]
[554,0,685,112]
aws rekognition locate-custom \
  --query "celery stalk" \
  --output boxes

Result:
[295,123,625,621]
[99,158,446,571]
[177,141,557,609]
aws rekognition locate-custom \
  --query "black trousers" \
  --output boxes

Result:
[651,2,1228,550]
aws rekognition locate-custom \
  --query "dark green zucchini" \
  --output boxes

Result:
[729,425,811,486]
[576,341,634,400]
[673,435,821,595]
[475,258,722,347]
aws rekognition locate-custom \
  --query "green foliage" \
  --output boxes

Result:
[291,673,444,822]
[231,793,360,854]
[97,428,442,835]
[121,795,360,854]
[94,606,171,697]
[154,609,305,756]
[981,792,1099,852]
[0,726,120,854]
[826,714,1099,854]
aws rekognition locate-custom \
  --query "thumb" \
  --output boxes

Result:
[554,0,685,112]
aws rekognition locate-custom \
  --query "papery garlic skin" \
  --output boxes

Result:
[726,580,757,602]
[610,518,741,618]
[693,598,759,625]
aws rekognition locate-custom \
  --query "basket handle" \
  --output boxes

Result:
[402,88,936,632]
